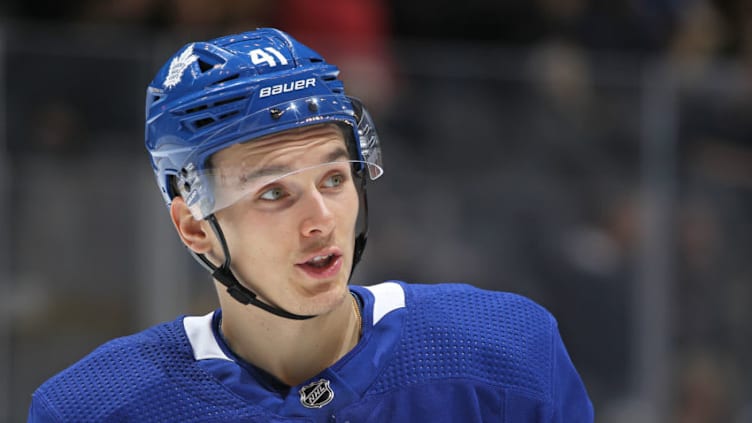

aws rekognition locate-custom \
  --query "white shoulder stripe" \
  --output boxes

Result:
[364,282,405,325]
[183,312,232,361]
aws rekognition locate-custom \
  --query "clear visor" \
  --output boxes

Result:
[179,160,383,220]
[177,95,384,220]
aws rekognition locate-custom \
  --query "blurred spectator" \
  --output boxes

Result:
[273,0,397,113]
[78,0,161,26]
[76,0,271,34]
[672,350,736,423]
[31,100,86,154]
[667,0,728,85]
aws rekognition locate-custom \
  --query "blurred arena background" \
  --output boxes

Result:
[1,0,750,421]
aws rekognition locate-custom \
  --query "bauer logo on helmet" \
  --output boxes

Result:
[259,78,317,98]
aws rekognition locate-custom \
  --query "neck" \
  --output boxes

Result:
[218,290,361,387]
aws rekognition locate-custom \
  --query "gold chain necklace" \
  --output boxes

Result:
[350,293,362,337]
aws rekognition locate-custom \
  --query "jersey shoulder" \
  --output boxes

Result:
[408,282,554,333]
[372,282,557,400]
[30,315,248,422]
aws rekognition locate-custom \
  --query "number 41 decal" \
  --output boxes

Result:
[249,47,289,67]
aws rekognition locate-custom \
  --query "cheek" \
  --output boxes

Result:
[217,211,284,261]
[223,222,297,283]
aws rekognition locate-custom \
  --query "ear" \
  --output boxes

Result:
[170,196,213,254]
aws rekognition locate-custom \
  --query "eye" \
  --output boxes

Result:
[259,186,287,201]
[322,172,346,188]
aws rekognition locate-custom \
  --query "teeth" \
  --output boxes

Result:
[310,254,331,263]
[306,254,334,269]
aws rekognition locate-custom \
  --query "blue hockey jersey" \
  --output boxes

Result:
[28,282,594,422]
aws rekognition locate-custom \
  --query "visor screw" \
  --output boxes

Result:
[269,108,284,119]
[307,100,319,113]
[183,182,191,192]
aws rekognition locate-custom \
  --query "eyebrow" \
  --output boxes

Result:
[239,146,351,183]
[324,146,350,163]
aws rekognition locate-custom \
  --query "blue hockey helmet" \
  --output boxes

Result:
[145,28,383,219]
[144,28,383,319]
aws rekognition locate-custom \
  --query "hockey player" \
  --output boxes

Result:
[28,28,594,422]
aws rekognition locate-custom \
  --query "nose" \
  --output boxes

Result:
[299,188,336,238]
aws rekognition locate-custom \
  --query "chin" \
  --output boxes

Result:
[295,279,351,316]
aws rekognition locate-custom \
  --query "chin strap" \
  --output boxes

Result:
[193,215,316,320]
[351,178,369,273]
[189,177,370,321]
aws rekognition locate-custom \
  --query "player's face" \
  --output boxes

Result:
[209,124,360,316]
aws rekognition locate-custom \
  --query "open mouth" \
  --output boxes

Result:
[297,252,343,278]
[307,254,336,268]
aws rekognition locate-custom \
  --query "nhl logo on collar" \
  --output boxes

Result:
[299,378,334,408]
